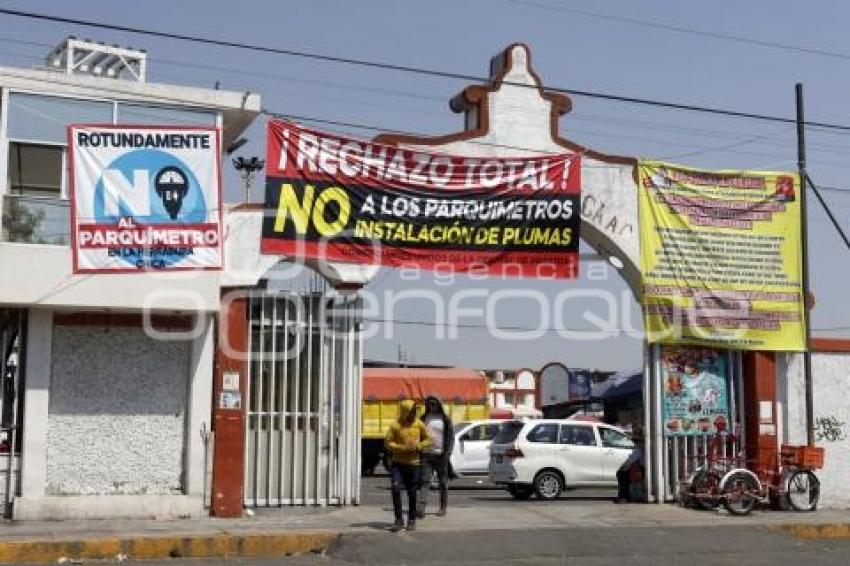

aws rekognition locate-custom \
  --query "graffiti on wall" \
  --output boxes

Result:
[814,415,847,443]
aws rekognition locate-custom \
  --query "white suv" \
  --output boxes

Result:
[489,420,635,500]
[450,420,508,476]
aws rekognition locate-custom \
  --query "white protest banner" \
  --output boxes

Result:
[70,125,222,273]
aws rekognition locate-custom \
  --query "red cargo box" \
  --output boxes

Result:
[780,445,825,470]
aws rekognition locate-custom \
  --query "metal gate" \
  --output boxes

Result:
[1,309,25,518]
[244,292,361,506]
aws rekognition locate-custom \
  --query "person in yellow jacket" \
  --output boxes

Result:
[384,399,431,531]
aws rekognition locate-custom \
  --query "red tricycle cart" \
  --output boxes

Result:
[681,432,824,516]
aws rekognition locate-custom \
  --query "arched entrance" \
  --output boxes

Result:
[211,43,761,515]
[371,43,665,496]
[371,43,757,504]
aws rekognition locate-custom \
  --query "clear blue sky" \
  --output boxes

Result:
[1,0,848,371]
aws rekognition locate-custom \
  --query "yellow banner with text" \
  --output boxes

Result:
[639,160,806,351]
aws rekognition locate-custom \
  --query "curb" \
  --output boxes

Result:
[0,531,340,564]
[772,523,850,540]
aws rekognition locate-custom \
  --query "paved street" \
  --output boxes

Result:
[115,475,850,566]
[124,526,850,565]
[9,471,850,565]
[358,473,618,508]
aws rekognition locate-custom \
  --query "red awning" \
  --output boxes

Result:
[488,408,515,420]
[363,367,488,402]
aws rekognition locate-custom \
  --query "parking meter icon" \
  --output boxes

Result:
[155,166,189,220]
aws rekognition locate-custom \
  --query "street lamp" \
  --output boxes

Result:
[232,156,265,203]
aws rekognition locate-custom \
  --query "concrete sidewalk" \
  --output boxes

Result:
[1,503,849,563]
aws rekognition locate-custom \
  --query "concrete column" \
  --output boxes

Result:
[211,292,247,517]
[651,344,665,502]
[743,351,779,475]
[20,309,52,498]
[185,313,214,497]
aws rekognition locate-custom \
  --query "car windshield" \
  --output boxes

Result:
[599,427,635,449]
[493,420,523,444]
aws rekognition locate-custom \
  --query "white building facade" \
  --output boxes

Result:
[0,38,261,520]
[780,341,850,508]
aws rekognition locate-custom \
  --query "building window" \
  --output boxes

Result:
[2,93,220,245]
[7,92,113,144]
[4,92,111,244]
[4,143,68,244]
[8,143,64,197]
[117,103,216,126]
[5,93,112,200]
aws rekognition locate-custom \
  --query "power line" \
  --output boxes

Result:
[10,33,850,153]
[654,127,790,161]
[273,111,765,162]
[0,42,789,149]
[366,317,630,333]
[272,111,850,170]
[4,8,850,132]
[0,65,596,158]
[0,65,801,165]
[363,316,850,334]
[815,185,850,194]
[5,57,850,181]
[6,33,850,164]
[511,0,850,62]
[806,175,850,251]
[3,34,850,210]
[8,32,850,155]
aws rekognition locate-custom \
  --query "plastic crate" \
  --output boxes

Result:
[780,445,825,470]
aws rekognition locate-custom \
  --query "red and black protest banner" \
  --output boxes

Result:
[260,119,581,277]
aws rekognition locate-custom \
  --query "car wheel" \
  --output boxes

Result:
[507,485,534,500]
[533,470,563,500]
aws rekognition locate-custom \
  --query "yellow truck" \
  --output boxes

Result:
[361,367,490,474]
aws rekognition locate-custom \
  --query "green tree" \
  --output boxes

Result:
[2,197,44,243]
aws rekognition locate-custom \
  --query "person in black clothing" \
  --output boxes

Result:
[417,396,454,518]
[614,425,645,503]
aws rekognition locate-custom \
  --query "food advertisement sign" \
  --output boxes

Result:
[261,119,581,278]
[661,346,730,436]
[639,160,805,351]
[70,125,222,273]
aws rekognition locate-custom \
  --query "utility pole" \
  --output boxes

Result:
[795,83,815,447]
[232,156,265,203]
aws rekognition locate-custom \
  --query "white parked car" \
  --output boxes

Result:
[450,420,511,476]
[489,420,635,500]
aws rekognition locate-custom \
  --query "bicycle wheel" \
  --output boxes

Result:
[786,469,820,512]
[689,470,721,510]
[722,471,760,516]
